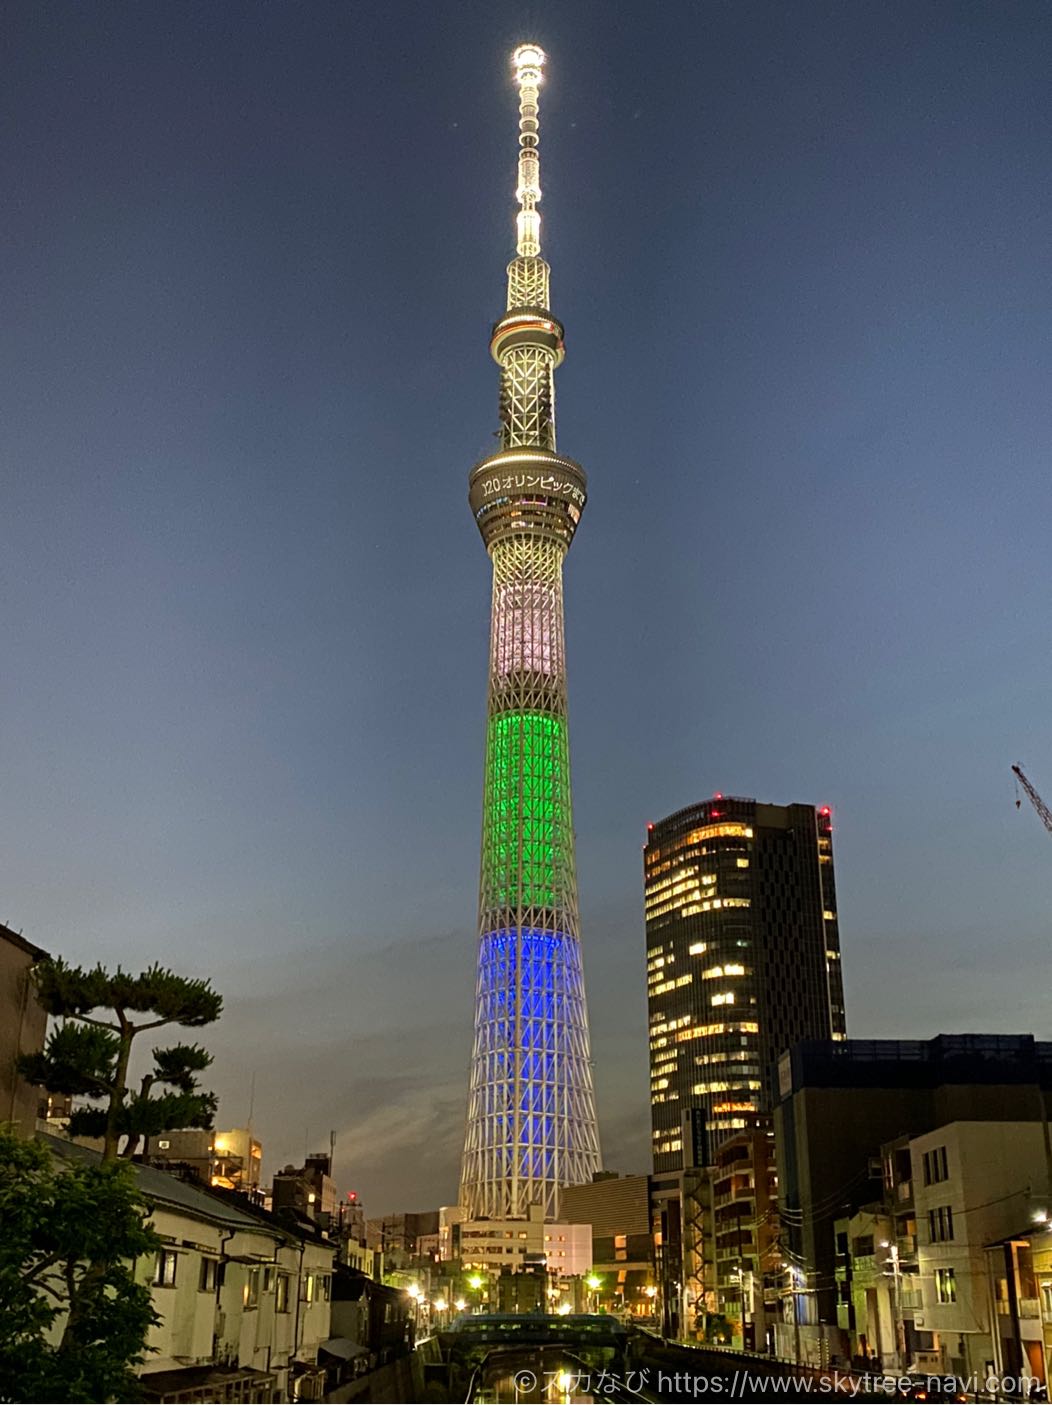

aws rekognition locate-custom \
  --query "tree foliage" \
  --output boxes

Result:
[0,1130,160,1402]
[19,959,223,1161]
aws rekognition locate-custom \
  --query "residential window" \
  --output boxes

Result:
[243,1267,260,1310]
[319,1274,331,1302]
[935,1268,957,1304]
[152,1249,178,1287]
[1040,1282,1052,1321]
[263,1267,275,1293]
[302,1273,315,1303]
[199,1258,218,1293]
[927,1206,954,1243]
[923,1147,949,1185]
[276,1274,290,1314]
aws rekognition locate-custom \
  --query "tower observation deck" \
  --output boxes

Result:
[459,45,601,1222]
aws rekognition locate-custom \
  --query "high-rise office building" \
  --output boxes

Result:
[645,796,846,1172]
[459,45,601,1221]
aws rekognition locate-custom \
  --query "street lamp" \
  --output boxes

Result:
[586,1273,602,1313]
[405,1282,422,1343]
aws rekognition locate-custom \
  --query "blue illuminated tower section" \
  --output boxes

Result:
[459,45,601,1221]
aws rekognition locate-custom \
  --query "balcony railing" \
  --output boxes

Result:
[1018,1297,1041,1320]
[714,1191,754,1209]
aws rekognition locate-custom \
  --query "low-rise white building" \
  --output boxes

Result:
[543,1221,592,1278]
[457,1204,592,1278]
[43,1135,335,1403]
[911,1120,1049,1382]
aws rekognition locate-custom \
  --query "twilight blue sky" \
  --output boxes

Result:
[2,0,1051,1212]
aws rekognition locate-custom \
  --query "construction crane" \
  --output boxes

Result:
[1012,764,1052,835]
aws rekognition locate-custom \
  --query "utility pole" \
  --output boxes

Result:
[882,1240,904,1370]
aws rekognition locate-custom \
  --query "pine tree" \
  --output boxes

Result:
[20,959,223,1161]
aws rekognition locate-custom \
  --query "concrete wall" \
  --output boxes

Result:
[0,926,47,1136]
[324,1350,429,1404]
[561,1174,651,1237]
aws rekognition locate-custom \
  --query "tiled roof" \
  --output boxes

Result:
[40,1133,277,1235]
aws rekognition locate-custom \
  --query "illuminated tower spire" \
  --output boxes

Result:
[460,44,601,1222]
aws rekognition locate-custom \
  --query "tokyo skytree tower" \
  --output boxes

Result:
[459,45,601,1222]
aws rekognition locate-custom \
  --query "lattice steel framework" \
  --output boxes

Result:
[460,45,601,1221]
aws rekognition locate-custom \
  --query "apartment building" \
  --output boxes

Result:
[911,1120,1049,1383]
[42,1135,335,1403]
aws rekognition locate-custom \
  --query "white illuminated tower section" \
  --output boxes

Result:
[460,45,601,1221]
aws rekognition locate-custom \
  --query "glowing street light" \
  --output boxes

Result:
[468,1273,484,1290]
[454,1298,466,1312]
[586,1273,601,1290]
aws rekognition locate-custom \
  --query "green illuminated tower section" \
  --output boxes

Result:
[460,45,601,1222]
